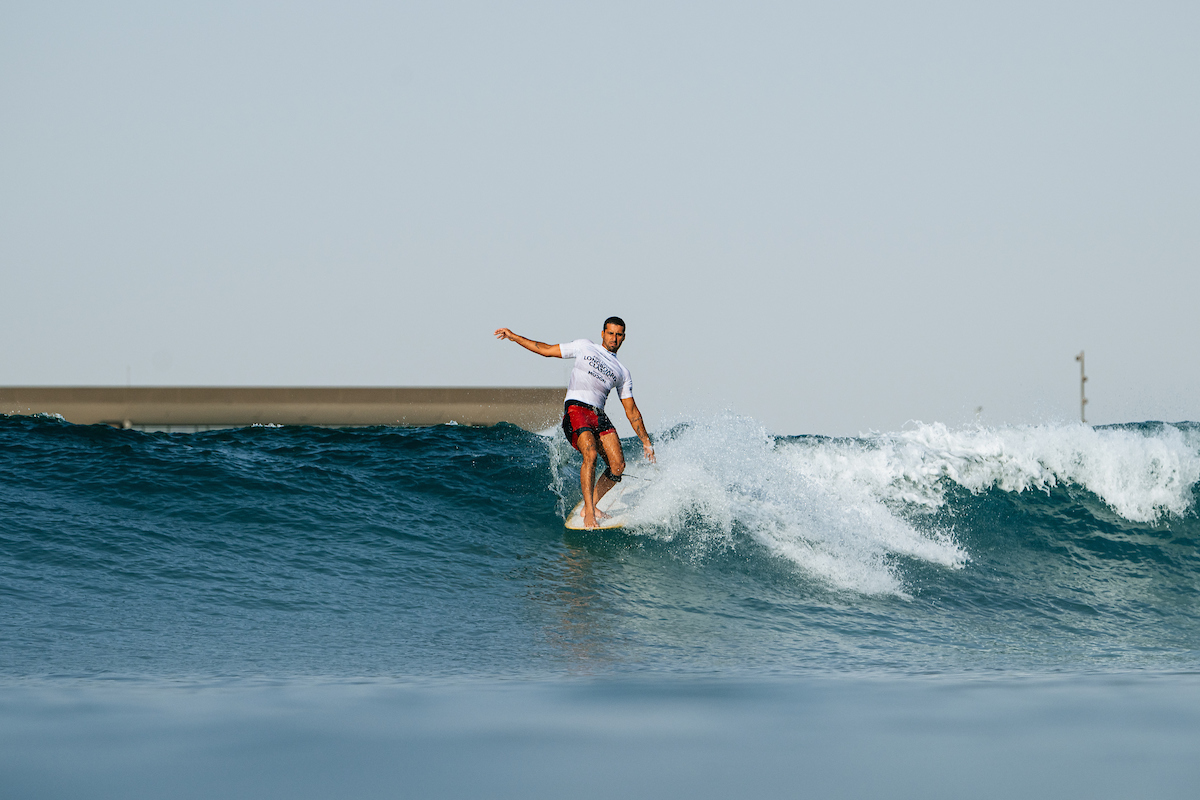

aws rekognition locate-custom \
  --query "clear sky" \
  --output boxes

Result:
[2,1,1197,435]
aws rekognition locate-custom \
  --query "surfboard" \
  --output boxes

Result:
[564,473,649,530]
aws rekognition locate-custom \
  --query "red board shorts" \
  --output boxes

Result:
[561,401,617,451]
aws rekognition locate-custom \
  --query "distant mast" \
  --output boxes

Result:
[1075,351,1088,424]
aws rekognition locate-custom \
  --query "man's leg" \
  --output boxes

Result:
[592,431,626,508]
[576,430,601,528]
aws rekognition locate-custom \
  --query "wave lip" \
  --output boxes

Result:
[789,421,1200,524]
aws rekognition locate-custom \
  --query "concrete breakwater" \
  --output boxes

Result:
[0,387,564,432]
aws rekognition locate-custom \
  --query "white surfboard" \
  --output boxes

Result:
[564,473,649,530]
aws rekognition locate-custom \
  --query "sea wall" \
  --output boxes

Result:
[0,387,564,432]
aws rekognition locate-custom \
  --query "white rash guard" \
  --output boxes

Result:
[559,339,634,410]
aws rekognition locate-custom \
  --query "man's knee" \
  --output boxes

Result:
[601,449,625,482]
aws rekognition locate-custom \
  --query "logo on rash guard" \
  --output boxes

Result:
[584,355,618,383]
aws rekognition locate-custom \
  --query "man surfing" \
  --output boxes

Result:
[495,317,655,529]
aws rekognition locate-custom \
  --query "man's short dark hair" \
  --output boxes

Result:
[603,316,626,330]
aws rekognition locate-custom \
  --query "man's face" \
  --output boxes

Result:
[601,323,626,353]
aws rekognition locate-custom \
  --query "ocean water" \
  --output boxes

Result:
[3,413,1200,797]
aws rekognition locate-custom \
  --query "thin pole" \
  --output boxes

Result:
[1075,351,1088,424]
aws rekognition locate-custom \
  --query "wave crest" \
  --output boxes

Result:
[792,421,1200,524]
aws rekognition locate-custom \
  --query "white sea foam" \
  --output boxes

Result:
[792,421,1200,523]
[622,414,964,597]
[612,415,1200,596]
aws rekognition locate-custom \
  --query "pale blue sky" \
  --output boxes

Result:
[2,1,1197,435]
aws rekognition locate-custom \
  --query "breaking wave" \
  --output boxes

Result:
[556,416,1200,596]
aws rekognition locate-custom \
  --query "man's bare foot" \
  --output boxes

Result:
[582,507,613,529]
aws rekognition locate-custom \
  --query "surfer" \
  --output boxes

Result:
[495,317,655,529]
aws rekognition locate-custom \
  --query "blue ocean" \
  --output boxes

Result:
[4,412,1200,798]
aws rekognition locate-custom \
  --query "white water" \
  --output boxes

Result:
[569,415,1200,597]
[796,421,1200,523]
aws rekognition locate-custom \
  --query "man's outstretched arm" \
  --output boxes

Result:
[620,397,656,464]
[494,328,562,358]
